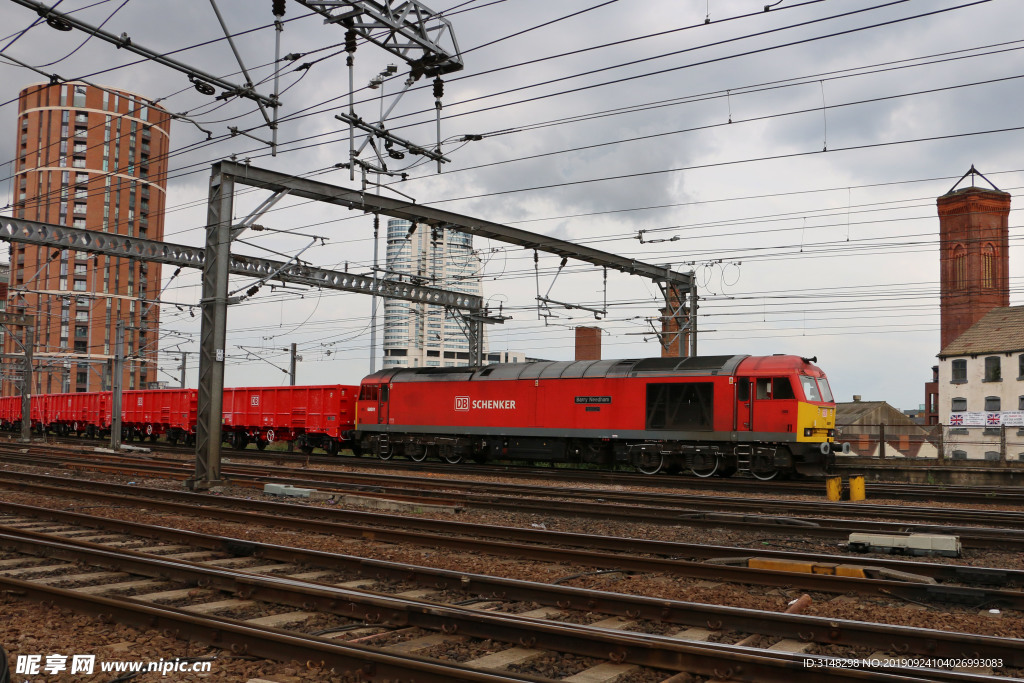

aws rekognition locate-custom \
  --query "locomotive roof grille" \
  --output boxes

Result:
[376,355,750,383]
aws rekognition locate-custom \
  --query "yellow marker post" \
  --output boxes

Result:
[849,475,866,501]
[826,475,842,501]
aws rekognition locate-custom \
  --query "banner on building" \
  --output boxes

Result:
[949,411,1024,427]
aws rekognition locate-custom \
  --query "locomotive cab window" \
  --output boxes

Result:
[799,376,822,402]
[756,378,772,400]
[359,385,378,401]
[816,376,834,402]
[379,384,389,402]
[645,382,713,431]
[736,379,750,401]
[773,377,795,399]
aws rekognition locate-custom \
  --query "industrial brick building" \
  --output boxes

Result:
[930,169,1015,458]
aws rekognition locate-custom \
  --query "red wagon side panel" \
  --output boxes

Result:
[223,385,357,440]
[121,389,197,435]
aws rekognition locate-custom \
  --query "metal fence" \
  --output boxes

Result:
[835,422,1024,461]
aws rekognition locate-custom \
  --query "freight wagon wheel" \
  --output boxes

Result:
[690,454,719,478]
[324,440,340,456]
[633,452,664,475]
[255,439,268,451]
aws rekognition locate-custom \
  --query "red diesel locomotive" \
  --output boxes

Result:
[356,354,842,478]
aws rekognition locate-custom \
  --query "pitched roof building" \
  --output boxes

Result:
[936,305,1024,460]
[836,399,937,458]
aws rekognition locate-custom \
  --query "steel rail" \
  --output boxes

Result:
[3,498,1018,588]
[4,447,1024,532]
[3,529,976,682]
[3,502,1023,668]
[18,436,1024,505]
[8,452,1024,552]
[1,473,1023,609]
[0,574,540,683]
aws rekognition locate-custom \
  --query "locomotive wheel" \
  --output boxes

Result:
[443,451,463,464]
[634,453,664,475]
[750,452,779,481]
[690,454,719,478]
[408,446,428,462]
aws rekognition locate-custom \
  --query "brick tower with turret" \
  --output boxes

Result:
[937,166,1011,350]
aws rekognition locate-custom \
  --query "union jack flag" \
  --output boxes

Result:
[949,414,963,425]
[987,413,1002,426]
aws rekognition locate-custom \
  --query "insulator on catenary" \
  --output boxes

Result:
[272,0,285,16]
[345,29,357,54]
[433,76,444,99]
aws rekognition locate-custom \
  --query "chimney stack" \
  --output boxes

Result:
[575,326,601,360]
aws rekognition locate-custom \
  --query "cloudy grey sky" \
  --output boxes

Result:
[1,0,1021,408]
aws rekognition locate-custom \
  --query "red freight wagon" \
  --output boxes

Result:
[120,389,197,443]
[356,356,838,478]
[0,395,20,428]
[39,392,107,436]
[222,384,358,455]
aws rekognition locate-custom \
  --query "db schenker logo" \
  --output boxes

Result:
[455,396,470,411]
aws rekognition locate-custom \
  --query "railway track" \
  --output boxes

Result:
[2,470,1024,608]
[0,502,1021,681]
[15,434,1024,505]
[3,449,1024,550]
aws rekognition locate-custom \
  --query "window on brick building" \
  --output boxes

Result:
[1019,354,1024,379]
[952,244,966,290]
[984,356,1001,382]
[951,359,967,383]
[982,243,996,288]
